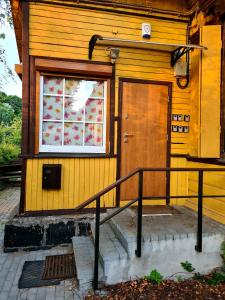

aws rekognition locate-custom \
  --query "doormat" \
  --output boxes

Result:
[43,253,76,280]
[18,261,60,289]
[131,205,181,216]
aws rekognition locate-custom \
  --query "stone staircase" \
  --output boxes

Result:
[72,206,225,290]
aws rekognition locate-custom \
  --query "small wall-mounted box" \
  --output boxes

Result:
[177,114,183,121]
[172,114,178,121]
[184,115,190,122]
[178,126,183,133]
[172,125,178,132]
[142,23,151,39]
[42,164,62,190]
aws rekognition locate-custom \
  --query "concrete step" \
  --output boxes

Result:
[91,222,129,284]
[107,206,225,257]
[107,209,137,257]
[73,206,225,287]
[72,236,105,290]
[105,207,225,279]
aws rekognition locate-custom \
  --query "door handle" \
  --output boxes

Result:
[124,132,133,137]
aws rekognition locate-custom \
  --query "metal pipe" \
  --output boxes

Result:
[135,170,143,258]
[195,170,203,252]
[93,196,100,290]
[100,197,138,225]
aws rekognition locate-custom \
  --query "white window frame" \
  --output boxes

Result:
[39,75,107,153]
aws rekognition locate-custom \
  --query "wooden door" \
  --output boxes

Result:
[120,80,169,201]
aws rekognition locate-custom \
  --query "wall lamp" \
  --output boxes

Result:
[106,47,120,64]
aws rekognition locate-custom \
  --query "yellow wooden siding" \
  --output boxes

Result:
[189,25,221,158]
[200,25,221,158]
[25,158,116,211]
[170,157,188,205]
[189,49,201,157]
[186,161,225,224]
[29,2,190,155]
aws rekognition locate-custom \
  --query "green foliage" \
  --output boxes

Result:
[0,102,14,125]
[180,261,195,273]
[144,269,163,284]
[0,116,21,163]
[0,116,21,144]
[206,271,225,286]
[0,92,21,118]
[1,94,22,116]
[0,143,20,164]
[0,91,21,163]
[193,272,204,281]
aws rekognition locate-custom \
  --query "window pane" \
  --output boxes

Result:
[65,79,104,98]
[64,123,83,145]
[85,124,103,146]
[65,79,79,95]
[43,77,63,95]
[85,99,104,122]
[43,96,63,120]
[64,97,84,121]
[42,122,62,145]
[90,82,104,98]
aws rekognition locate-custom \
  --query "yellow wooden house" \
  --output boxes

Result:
[10,0,225,224]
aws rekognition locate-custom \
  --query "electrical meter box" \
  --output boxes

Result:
[42,164,62,190]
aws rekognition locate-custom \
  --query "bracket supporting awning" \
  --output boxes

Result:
[88,35,207,67]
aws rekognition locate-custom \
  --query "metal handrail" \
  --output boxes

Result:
[100,198,138,225]
[74,167,225,290]
[75,168,140,211]
[75,167,225,211]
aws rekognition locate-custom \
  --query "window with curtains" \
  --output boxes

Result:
[39,75,107,153]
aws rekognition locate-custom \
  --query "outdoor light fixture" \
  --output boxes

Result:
[106,47,120,64]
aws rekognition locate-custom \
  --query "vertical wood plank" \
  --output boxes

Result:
[200,25,221,157]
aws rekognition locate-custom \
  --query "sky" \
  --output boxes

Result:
[0,24,22,97]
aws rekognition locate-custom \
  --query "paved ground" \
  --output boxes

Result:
[0,188,20,248]
[0,188,85,300]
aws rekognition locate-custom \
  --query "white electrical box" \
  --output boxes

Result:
[142,23,151,39]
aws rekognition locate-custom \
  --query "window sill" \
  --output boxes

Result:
[21,153,117,159]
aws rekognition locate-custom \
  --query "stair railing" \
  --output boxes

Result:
[75,167,225,290]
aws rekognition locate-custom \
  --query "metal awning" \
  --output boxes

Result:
[88,35,207,66]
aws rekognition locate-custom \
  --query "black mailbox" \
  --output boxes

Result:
[42,164,62,190]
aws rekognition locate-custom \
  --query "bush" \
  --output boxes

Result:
[0,116,21,163]
[0,91,21,164]
[1,117,21,145]
[0,143,20,164]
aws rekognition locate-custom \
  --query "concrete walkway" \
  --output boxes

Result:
[0,187,20,251]
[0,188,84,300]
